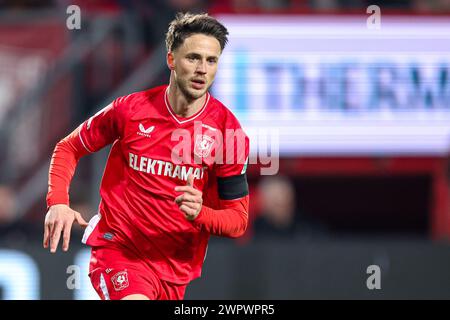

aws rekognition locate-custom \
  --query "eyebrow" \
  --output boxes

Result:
[186,52,218,60]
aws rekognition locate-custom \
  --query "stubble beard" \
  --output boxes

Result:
[176,77,209,102]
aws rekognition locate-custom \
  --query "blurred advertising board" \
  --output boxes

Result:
[213,15,450,156]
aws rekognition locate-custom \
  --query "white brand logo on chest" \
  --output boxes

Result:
[137,123,155,138]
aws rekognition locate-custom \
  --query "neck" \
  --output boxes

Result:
[167,78,207,118]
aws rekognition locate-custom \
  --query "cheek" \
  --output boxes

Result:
[208,68,218,81]
[175,61,191,75]
[176,69,191,83]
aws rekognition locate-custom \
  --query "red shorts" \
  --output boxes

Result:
[88,245,187,300]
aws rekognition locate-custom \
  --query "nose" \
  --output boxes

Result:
[196,59,207,74]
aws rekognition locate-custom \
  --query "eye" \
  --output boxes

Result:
[187,56,199,62]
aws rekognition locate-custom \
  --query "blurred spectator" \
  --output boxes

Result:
[209,0,296,13]
[0,185,15,225]
[253,175,299,238]
[252,175,327,239]
[0,184,41,246]
[412,0,450,13]
[0,0,55,9]
[114,0,206,48]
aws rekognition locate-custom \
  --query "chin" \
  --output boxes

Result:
[187,89,207,100]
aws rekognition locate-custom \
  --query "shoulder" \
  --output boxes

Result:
[207,95,245,132]
[112,85,165,119]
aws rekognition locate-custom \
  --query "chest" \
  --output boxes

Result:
[119,117,221,185]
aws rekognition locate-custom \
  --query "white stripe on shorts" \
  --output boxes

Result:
[82,213,101,244]
[99,273,110,300]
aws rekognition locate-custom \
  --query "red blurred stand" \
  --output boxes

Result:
[247,156,450,240]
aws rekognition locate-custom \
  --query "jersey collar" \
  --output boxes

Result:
[164,86,210,124]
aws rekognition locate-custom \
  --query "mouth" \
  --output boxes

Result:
[191,78,206,89]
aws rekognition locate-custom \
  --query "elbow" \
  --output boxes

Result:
[54,139,63,150]
[228,214,248,238]
[54,138,70,154]
[53,135,84,160]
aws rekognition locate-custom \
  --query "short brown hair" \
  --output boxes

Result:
[165,12,229,52]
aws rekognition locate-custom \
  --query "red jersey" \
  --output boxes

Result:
[47,85,249,284]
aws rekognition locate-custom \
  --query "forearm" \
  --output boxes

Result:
[193,195,249,238]
[46,126,89,208]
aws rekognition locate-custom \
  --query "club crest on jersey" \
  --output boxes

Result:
[137,123,155,138]
[111,270,129,291]
[194,134,214,158]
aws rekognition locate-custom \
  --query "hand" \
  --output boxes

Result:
[174,175,203,221]
[43,204,88,253]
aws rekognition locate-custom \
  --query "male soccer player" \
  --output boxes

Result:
[43,12,249,300]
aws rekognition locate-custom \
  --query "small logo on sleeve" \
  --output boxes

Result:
[103,232,114,241]
[241,156,249,174]
[111,270,129,291]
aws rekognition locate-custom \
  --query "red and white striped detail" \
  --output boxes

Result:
[164,87,210,124]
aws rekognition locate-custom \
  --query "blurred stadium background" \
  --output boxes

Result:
[0,0,449,299]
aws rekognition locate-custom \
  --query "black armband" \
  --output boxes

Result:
[217,174,249,200]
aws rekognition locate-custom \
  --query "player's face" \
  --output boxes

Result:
[169,34,221,101]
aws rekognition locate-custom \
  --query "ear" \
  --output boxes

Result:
[167,52,175,70]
